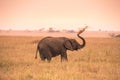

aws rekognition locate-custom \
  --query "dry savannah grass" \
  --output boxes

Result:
[0,36,120,80]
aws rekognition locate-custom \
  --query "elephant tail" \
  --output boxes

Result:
[35,45,39,59]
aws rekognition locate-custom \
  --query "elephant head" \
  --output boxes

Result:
[64,26,87,51]
[64,38,85,51]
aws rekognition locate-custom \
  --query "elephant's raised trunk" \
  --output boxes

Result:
[77,34,86,48]
[77,26,87,48]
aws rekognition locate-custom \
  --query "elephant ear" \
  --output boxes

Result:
[64,40,73,50]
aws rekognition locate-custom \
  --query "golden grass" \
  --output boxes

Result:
[0,36,120,80]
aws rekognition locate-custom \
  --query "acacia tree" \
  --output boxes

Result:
[109,33,115,38]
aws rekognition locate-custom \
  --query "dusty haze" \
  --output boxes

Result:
[0,30,120,38]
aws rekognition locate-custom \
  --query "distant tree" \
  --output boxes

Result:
[109,33,120,38]
[7,29,12,32]
[48,27,54,32]
[99,29,101,31]
[9,29,12,31]
[109,33,115,38]
[66,30,76,33]
[48,27,60,32]
[55,30,60,32]
[39,28,44,31]
[115,34,120,38]
[24,29,31,32]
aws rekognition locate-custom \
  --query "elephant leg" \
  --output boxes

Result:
[40,50,52,62]
[40,54,46,61]
[61,53,68,62]
[46,56,52,62]
[46,52,52,62]
[38,49,46,61]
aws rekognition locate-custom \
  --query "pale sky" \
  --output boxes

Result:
[0,0,120,31]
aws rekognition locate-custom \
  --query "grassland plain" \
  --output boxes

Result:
[0,36,120,80]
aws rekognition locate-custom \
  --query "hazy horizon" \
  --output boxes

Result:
[0,0,120,31]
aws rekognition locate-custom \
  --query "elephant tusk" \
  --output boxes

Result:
[77,26,88,35]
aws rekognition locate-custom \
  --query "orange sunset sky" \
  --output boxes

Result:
[0,0,120,31]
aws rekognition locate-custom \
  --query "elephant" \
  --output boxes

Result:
[35,27,87,62]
